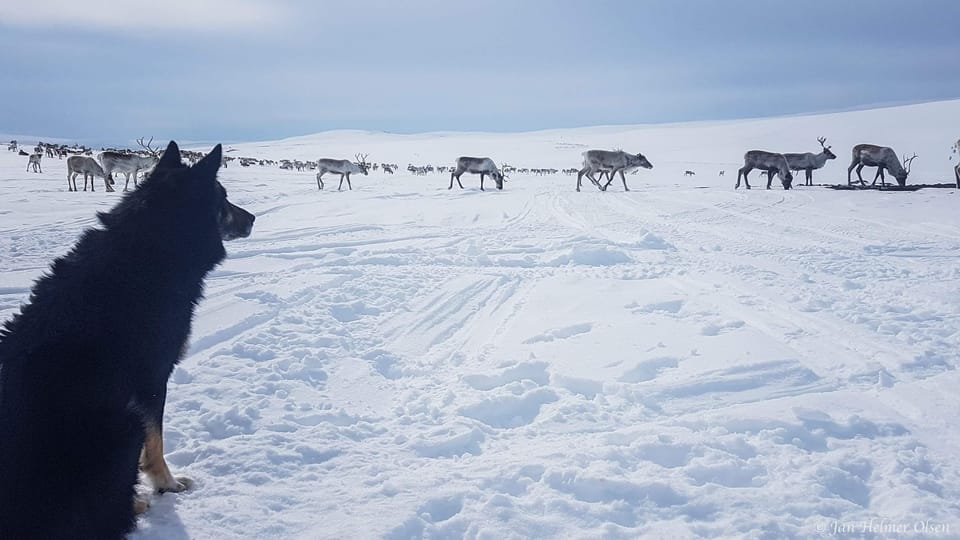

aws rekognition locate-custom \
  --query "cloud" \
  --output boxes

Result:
[0,0,288,33]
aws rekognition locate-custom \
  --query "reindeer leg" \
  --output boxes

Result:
[766,170,773,190]
[590,171,602,188]
[620,169,629,191]
[736,167,751,189]
[457,174,464,189]
[316,171,324,190]
[855,164,866,186]
[480,173,485,191]
[346,173,352,190]
[338,174,345,191]
[449,172,455,190]
[601,169,616,191]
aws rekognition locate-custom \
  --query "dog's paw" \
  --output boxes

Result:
[158,476,194,494]
[133,496,151,515]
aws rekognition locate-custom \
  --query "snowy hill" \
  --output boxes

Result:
[1,99,959,539]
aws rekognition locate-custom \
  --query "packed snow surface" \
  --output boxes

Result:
[2,101,959,539]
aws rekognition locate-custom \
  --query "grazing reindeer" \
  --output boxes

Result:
[7,140,16,152]
[847,144,913,187]
[26,153,43,173]
[577,150,652,192]
[66,155,107,192]
[784,137,837,186]
[450,156,506,191]
[736,151,793,190]
[99,137,161,192]
[315,153,369,190]
[684,170,696,177]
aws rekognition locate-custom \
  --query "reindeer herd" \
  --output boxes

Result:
[8,135,958,193]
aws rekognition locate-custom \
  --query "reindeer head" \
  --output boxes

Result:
[493,170,506,190]
[781,170,793,190]
[355,153,370,175]
[817,137,836,160]
[897,153,917,186]
[631,152,653,169]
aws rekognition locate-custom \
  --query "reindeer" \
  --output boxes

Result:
[7,140,16,152]
[718,170,725,177]
[577,150,652,192]
[684,170,696,177]
[66,155,106,192]
[783,137,837,187]
[98,137,161,192]
[951,139,959,188]
[736,151,793,190]
[26,153,42,173]
[847,144,914,187]
[450,156,506,191]
[315,154,369,190]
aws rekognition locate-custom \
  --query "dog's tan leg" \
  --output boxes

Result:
[140,422,193,493]
[133,494,151,515]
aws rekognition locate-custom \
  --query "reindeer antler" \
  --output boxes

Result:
[136,136,160,157]
[355,153,369,164]
[817,136,830,149]
[903,152,918,174]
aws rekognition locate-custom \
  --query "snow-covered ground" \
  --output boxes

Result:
[2,100,959,539]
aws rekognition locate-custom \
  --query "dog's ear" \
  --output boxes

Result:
[191,144,222,179]
[156,141,183,169]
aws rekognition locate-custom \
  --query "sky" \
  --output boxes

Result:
[2,0,959,145]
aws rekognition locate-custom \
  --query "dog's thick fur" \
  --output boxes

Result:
[0,141,254,540]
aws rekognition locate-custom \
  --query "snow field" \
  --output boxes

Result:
[1,100,959,538]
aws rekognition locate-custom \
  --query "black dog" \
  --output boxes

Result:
[0,141,254,540]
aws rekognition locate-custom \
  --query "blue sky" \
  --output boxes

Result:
[2,0,958,144]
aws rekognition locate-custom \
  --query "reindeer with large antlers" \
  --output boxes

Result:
[847,144,915,187]
[315,153,369,190]
[98,136,161,192]
[783,137,837,186]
